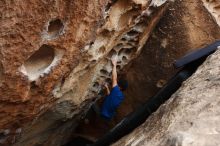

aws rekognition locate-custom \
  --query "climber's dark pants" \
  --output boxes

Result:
[84,102,113,132]
[84,102,100,119]
[85,102,110,122]
[91,103,101,115]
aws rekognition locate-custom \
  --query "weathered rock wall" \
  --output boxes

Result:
[0,0,169,145]
[65,0,220,141]
[113,47,220,146]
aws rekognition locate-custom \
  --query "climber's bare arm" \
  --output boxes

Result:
[111,57,118,88]
[104,83,110,95]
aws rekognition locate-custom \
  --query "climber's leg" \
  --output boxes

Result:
[84,101,101,124]
[91,102,101,115]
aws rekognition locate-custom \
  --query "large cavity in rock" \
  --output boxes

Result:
[20,44,62,81]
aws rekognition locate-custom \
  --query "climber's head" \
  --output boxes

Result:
[118,78,128,91]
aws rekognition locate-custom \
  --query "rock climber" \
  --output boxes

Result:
[100,57,128,120]
[85,57,128,123]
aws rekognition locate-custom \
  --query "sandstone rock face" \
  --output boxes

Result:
[0,0,169,145]
[113,48,220,146]
[74,0,220,140]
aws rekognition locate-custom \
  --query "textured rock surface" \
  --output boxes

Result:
[0,0,169,145]
[68,0,220,141]
[1,0,220,145]
[113,48,220,146]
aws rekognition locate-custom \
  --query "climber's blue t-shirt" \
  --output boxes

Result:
[101,85,124,120]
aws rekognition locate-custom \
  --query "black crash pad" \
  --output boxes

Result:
[174,40,220,68]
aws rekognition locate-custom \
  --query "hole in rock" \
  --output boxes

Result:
[122,56,128,62]
[30,81,38,89]
[214,5,220,10]
[118,48,125,56]
[21,44,61,81]
[105,78,112,84]
[127,30,139,37]
[107,49,117,58]
[133,47,138,53]
[124,48,133,55]
[118,48,133,57]
[100,69,109,76]
[121,34,138,42]
[47,19,64,38]
[0,132,6,139]
[105,3,111,12]
[100,75,106,79]
[116,65,121,70]
[114,43,123,50]
[127,42,135,47]
[93,82,99,89]
[98,46,106,54]
[91,60,97,64]
[100,29,111,37]
[121,37,127,41]
[117,61,122,64]
[61,77,66,86]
